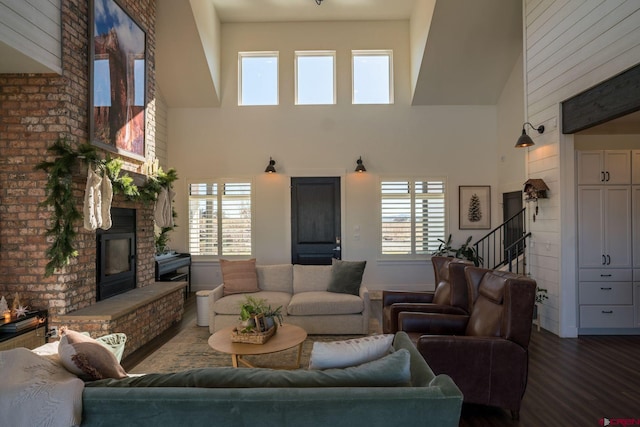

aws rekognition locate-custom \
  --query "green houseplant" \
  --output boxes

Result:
[432,234,483,267]
[238,296,282,332]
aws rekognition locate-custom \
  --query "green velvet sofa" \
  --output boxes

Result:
[81,332,462,427]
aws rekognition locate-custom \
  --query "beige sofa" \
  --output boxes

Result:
[207,264,370,335]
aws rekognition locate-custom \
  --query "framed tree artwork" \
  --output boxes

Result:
[459,186,491,230]
[89,0,146,161]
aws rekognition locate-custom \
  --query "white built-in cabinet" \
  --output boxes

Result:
[577,150,638,331]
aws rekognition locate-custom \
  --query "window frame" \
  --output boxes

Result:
[187,178,255,259]
[238,51,279,106]
[379,177,447,259]
[352,49,394,105]
[294,50,337,105]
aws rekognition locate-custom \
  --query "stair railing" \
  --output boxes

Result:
[473,207,529,273]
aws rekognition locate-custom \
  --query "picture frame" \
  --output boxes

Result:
[254,314,267,332]
[89,0,147,161]
[459,186,491,229]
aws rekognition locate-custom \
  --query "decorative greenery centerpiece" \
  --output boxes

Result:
[238,295,283,333]
[35,138,178,276]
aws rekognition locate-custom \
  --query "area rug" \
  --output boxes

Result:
[129,317,382,374]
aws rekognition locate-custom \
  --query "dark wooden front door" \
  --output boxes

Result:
[291,177,341,265]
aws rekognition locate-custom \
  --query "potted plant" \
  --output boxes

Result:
[238,296,267,332]
[533,287,548,320]
[263,304,284,329]
[432,234,483,267]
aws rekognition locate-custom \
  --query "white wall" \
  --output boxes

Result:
[166,20,499,291]
[496,54,526,200]
[524,0,640,336]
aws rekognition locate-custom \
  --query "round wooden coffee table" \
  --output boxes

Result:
[208,324,307,368]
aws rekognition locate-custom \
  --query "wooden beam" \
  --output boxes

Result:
[562,63,640,134]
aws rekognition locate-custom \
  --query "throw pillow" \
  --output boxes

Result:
[57,328,128,381]
[326,259,366,296]
[309,334,394,369]
[220,258,260,296]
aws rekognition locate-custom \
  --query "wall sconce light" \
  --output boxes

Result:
[355,157,366,173]
[515,122,545,148]
[265,157,276,173]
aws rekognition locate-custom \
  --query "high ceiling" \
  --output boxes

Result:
[156,0,523,107]
[209,0,418,23]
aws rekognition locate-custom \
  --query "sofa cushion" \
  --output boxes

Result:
[327,259,366,296]
[293,264,332,293]
[287,291,363,316]
[309,334,394,369]
[213,291,292,316]
[220,259,260,296]
[256,264,293,293]
[86,348,411,388]
[58,328,127,381]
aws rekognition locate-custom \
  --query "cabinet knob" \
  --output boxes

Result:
[601,310,613,314]
[600,287,612,290]
[600,274,612,277]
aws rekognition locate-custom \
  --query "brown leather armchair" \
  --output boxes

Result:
[398,267,537,419]
[382,256,471,334]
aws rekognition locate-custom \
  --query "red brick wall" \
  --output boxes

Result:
[0,0,158,321]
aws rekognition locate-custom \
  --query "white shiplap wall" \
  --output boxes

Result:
[0,0,61,74]
[524,0,640,336]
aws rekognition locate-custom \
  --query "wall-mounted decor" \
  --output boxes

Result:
[89,0,146,160]
[459,186,491,230]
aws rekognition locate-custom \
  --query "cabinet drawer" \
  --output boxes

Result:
[579,282,632,304]
[578,269,632,282]
[579,306,634,328]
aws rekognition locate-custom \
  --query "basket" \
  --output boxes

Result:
[231,325,276,344]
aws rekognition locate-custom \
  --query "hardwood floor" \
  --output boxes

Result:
[124,295,640,426]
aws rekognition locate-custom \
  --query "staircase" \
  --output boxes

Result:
[473,207,531,274]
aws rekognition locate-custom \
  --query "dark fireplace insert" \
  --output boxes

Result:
[96,208,136,301]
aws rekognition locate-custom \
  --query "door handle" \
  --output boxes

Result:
[605,171,610,182]
[607,255,611,265]
[600,287,612,290]
[602,255,606,265]
[600,274,612,277]
[601,171,605,182]
[601,310,613,314]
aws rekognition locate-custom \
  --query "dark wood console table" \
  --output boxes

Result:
[0,310,48,351]
[155,253,192,294]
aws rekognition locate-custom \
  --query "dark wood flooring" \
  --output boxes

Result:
[123,294,640,426]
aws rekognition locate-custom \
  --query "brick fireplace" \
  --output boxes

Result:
[0,0,181,358]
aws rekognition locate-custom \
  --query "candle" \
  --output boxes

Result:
[3,311,10,322]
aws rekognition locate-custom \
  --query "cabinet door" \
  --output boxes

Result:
[632,151,640,184]
[604,186,632,268]
[577,151,603,185]
[578,187,605,268]
[604,150,631,184]
[578,186,632,268]
[633,187,640,267]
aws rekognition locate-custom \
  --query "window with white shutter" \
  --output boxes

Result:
[381,178,446,256]
[188,180,253,257]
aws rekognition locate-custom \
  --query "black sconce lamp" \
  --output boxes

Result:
[265,157,276,173]
[355,157,366,173]
[515,122,545,148]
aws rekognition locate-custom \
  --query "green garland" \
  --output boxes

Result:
[35,138,178,277]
